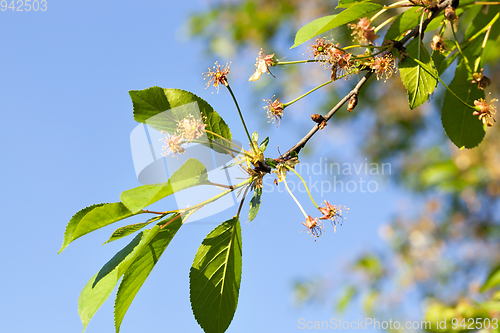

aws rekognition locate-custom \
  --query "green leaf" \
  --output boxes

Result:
[79,229,155,332]
[441,60,485,149]
[384,8,449,41]
[384,8,421,41]
[190,217,242,333]
[291,3,383,48]
[103,220,156,244]
[264,158,277,169]
[59,204,104,253]
[114,216,182,333]
[251,132,258,142]
[291,15,335,49]
[249,188,262,222]
[363,291,378,317]
[59,203,134,253]
[120,158,209,214]
[420,161,459,188]
[129,87,232,153]
[336,285,357,313]
[464,5,498,40]
[353,254,383,278]
[481,264,500,292]
[399,38,438,109]
[425,14,446,33]
[463,6,500,68]
[259,137,269,153]
[79,272,117,333]
[337,0,376,8]
[479,301,500,311]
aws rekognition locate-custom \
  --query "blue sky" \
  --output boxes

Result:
[0,1,416,332]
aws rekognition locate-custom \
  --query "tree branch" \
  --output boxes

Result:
[279,71,372,159]
[277,0,456,160]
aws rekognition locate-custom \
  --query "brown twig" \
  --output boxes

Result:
[208,182,234,190]
[236,185,251,217]
[279,71,373,159]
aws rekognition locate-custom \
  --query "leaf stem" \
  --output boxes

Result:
[160,208,201,228]
[159,212,182,229]
[285,165,319,209]
[416,11,424,72]
[450,23,473,73]
[194,129,250,157]
[282,80,334,108]
[466,12,500,45]
[343,44,385,50]
[143,210,173,215]
[236,185,251,218]
[180,178,253,214]
[372,0,410,22]
[189,139,242,157]
[225,83,256,153]
[476,26,491,72]
[412,57,476,109]
[208,182,234,190]
[352,47,389,60]
[382,0,412,10]
[474,12,499,72]
[374,16,397,33]
[275,59,327,65]
[283,178,308,219]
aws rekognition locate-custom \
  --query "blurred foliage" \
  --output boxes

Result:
[188,0,500,331]
[188,0,336,55]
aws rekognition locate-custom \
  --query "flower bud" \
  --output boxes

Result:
[348,94,358,112]
[445,5,457,22]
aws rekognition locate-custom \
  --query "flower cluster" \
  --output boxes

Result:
[272,156,347,240]
[301,201,348,238]
[160,115,207,157]
[330,43,354,80]
[238,134,271,191]
[473,96,497,127]
[318,201,348,232]
[307,38,354,78]
[273,157,299,182]
[348,17,379,45]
